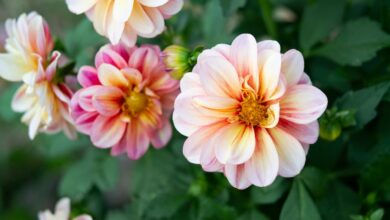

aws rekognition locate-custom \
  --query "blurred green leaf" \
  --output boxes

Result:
[315,18,390,66]
[197,197,238,220]
[361,150,390,192]
[0,84,20,122]
[95,156,119,191]
[145,190,189,219]
[250,177,289,204]
[203,0,230,46]
[370,208,385,220]
[299,167,329,198]
[317,182,361,220]
[60,150,119,201]
[335,82,390,129]
[280,180,321,220]
[59,158,95,201]
[220,0,247,16]
[237,210,269,220]
[299,0,345,51]
[64,19,106,67]
[106,211,128,220]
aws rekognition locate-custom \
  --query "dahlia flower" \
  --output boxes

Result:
[65,0,183,46]
[0,12,76,139]
[173,34,328,189]
[71,44,179,159]
[39,198,92,220]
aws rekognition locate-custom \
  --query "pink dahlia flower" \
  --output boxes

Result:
[173,34,328,189]
[65,0,183,46]
[39,198,92,220]
[71,44,179,159]
[0,12,76,139]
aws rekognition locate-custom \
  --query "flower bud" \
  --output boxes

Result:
[163,45,204,80]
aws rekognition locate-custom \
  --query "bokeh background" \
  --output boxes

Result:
[1,0,390,220]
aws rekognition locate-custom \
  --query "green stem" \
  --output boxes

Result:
[258,0,278,39]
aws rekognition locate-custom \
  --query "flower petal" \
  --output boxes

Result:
[281,49,304,86]
[78,66,100,88]
[198,56,241,99]
[277,119,319,144]
[258,49,282,99]
[150,119,172,149]
[91,114,126,148]
[183,122,225,164]
[269,127,306,177]
[224,164,251,190]
[66,0,98,14]
[280,84,328,124]
[214,123,256,165]
[92,86,124,117]
[230,34,259,89]
[98,63,129,88]
[245,128,279,187]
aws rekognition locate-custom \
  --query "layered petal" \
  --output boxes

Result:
[214,123,256,165]
[280,84,328,124]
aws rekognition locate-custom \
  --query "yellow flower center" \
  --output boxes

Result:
[122,90,150,117]
[237,90,275,127]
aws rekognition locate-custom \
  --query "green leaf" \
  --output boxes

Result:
[315,18,390,66]
[299,0,345,51]
[145,191,189,219]
[361,150,390,192]
[220,0,247,16]
[250,177,289,204]
[203,0,230,46]
[0,84,20,122]
[299,167,329,198]
[280,180,321,220]
[370,208,385,220]
[106,211,128,220]
[197,197,238,220]
[317,182,361,220]
[64,19,106,67]
[238,210,269,220]
[95,157,119,191]
[335,82,390,129]
[59,159,95,201]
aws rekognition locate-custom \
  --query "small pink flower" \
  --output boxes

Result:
[173,34,328,189]
[0,12,76,139]
[39,198,92,220]
[71,44,179,159]
[65,0,183,46]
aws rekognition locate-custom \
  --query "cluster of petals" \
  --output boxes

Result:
[71,44,179,159]
[66,0,183,46]
[0,12,76,139]
[39,198,92,220]
[173,34,328,189]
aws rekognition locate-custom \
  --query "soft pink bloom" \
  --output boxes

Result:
[71,44,179,159]
[0,12,76,139]
[65,0,183,46]
[39,198,92,220]
[173,34,328,189]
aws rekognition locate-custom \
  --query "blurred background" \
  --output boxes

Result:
[1,0,390,220]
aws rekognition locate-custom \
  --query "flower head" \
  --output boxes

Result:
[71,44,179,159]
[173,34,328,189]
[65,0,184,46]
[0,12,76,139]
[39,198,92,220]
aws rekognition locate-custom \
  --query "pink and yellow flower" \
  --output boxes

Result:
[71,44,179,159]
[173,34,328,189]
[0,12,76,139]
[39,198,92,220]
[65,0,183,46]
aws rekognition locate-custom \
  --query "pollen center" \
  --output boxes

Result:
[237,90,275,127]
[122,90,149,117]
